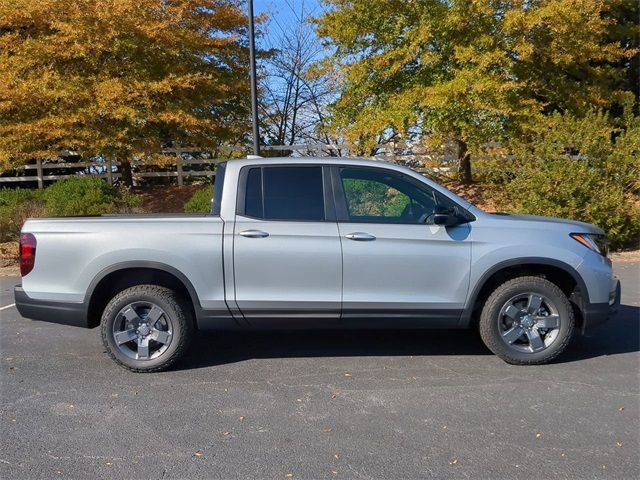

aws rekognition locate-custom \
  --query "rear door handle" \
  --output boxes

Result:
[345,232,376,241]
[239,229,269,238]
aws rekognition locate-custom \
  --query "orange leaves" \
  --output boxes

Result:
[0,0,251,168]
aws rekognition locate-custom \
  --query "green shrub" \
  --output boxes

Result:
[184,187,212,213]
[1,178,144,242]
[43,177,140,217]
[485,108,640,250]
[0,188,46,242]
[499,160,640,249]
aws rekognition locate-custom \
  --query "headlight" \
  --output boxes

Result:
[570,233,609,257]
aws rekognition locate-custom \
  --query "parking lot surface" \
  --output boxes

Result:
[1,262,638,479]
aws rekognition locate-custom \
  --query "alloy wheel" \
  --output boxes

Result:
[497,293,561,353]
[111,301,173,360]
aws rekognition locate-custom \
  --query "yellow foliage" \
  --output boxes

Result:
[0,0,251,172]
[315,0,635,153]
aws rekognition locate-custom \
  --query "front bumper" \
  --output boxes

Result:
[581,276,620,334]
[14,286,89,328]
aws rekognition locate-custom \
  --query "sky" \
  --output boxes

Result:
[253,0,325,45]
[254,0,324,21]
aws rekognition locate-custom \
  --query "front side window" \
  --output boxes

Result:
[241,166,325,221]
[340,167,458,224]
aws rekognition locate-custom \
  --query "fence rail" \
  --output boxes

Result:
[0,143,460,188]
[0,154,227,188]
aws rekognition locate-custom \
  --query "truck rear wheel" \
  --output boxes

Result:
[479,276,574,365]
[100,285,193,372]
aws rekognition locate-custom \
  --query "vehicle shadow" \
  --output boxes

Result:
[562,304,640,362]
[177,304,640,370]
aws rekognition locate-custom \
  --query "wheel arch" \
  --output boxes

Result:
[462,257,589,329]
[85,261,201,328]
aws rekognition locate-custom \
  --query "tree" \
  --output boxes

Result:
[314,0,635,183]
[606,0,640,112]
[259,0,338,153]
[0,0,251,184]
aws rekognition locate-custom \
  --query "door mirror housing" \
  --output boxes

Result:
[432,207,467,227]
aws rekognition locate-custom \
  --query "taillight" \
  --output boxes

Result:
[19,233,36,277]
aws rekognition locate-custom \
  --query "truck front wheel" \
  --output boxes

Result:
[100,285,193,372]
[479,276,575,365]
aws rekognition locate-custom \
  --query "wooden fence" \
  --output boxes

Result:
[0,143,458,188]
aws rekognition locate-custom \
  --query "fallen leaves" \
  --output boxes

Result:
[322,427,333,433]
[449,459,458,466]
[194,451,204,458]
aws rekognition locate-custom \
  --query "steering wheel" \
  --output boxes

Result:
[401,203,426,222]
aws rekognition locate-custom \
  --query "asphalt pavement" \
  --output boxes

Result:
[1,262,638,479]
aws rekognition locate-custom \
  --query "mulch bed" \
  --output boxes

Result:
[135,184,206,213]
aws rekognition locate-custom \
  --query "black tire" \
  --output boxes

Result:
[101,285,193,373]
[479,276,574,365]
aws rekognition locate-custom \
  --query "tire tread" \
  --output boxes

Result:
[479,276,574,365]
[100,285,193,373]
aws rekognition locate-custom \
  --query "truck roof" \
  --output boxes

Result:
[230,156,402,168]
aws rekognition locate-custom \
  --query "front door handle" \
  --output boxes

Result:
[345,232,376,241]
[239,229,270,238]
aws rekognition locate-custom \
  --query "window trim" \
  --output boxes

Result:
[211,161,227,216]
[330,165,475,225]
[236,164,336,222]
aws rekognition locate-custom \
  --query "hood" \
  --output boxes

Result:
[488,212,604,235]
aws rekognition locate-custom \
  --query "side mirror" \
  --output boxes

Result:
[433,207,466,227]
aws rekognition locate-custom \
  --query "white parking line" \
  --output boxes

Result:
[0,303,15,311]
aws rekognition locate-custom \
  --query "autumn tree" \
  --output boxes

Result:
[0,0,251,185]
[315,0,636,183]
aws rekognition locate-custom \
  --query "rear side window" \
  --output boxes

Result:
[240,166,325,221]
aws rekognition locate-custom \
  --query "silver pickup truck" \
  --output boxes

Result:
[15,157,620,372]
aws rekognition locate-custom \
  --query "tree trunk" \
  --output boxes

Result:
[456,139,473,185]
[119,158,133,187]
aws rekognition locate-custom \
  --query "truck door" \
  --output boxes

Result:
[232,165,342,325]
[332,165,472,327]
